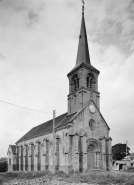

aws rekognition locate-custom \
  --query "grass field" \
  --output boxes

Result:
[0,170,134,185]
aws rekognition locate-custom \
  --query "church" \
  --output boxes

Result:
[7,4,112,173]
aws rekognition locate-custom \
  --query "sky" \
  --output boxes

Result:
[0,0,134,157]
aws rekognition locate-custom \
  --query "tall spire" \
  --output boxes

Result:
[76,1,91,66]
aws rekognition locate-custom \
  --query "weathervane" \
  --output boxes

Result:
[82,0,85,14]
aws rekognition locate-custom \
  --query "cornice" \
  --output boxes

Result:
[16,124,70,144]
[67,62,100,77]
[68,87,100,96]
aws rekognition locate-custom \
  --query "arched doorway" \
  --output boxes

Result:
[87,139,100,169]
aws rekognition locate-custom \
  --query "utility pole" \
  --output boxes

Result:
[53,110,56,136]
[53,110,56,173]
[126,140,127,170]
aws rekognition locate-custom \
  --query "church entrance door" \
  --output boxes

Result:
[88,151,94,169]
[87,145,94,169]
[87,139,101,170]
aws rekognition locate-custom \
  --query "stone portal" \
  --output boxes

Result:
[87,139,100,169]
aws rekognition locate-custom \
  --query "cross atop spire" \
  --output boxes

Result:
[82,0,85,15]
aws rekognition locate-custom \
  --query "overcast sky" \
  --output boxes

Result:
[0,0,134,157]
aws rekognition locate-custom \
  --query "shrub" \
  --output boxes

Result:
[0,157,8,172]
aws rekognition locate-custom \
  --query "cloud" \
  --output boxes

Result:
[89,39,134,147]
[130,40,134,51]
[86,0,134,53]
[0,0,45,12]
[27,10,38,27]
[0,53,5,60]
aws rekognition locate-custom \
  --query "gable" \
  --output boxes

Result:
[71,100,110,130]
[67,100,110,139]
[7,145,16,155]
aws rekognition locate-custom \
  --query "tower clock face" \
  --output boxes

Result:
[89,104,96,113]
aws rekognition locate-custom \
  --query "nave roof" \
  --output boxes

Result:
[16,112,76,144]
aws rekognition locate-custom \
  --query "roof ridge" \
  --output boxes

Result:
[56,112,76,129]
[32,112,67,129]
[16,112,68,144]
[55,116,67,129]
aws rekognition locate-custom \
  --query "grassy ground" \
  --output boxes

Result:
[0,171,50,184]
[0,170,134,185]
[63,171,134,185]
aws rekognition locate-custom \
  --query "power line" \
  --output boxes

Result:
[1,86,133,114]
[0,100,51,114]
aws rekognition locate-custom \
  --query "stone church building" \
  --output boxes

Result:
[7,8,112,173]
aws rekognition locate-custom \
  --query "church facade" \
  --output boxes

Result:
[7,9,112,173]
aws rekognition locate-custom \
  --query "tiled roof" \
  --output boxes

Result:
[10,145,16,155]
[56,112,76,129]
[16,112,76,144]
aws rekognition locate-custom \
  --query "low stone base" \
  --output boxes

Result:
[10,164,111,173]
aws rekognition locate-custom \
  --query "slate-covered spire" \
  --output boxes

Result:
[76,9,91,66]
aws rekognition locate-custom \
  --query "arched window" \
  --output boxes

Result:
[71,74,79,92]
[86,73,95,90]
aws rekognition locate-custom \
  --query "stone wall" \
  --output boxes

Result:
[8,147,16,172]
[10,102,112,173]
[16,128,70,173]
[14,129,112,173]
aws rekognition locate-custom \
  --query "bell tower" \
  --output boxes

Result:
[67,4,100,115]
